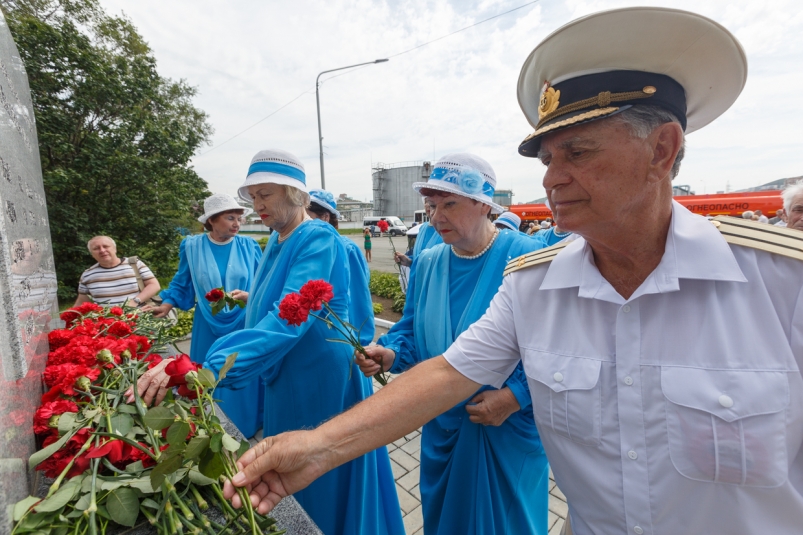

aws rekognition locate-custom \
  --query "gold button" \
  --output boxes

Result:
[643,86,657,94]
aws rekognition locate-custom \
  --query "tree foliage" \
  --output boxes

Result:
[3,0,212,300]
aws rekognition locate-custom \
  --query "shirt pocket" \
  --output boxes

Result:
[523,351,602,446]
[661,367,790,487]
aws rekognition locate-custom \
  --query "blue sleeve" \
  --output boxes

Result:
[378,257,420,373]
[503,362,532,411]
[204,231,340,389]
[159,239,196,310]
[347,243,375,346]
[531,227,570,247]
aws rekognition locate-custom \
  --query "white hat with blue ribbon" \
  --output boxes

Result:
[412,153,504,214]
[495,211,522,231]
[308,189,341,219]
[238,149,307,202]
[198,193,253,224]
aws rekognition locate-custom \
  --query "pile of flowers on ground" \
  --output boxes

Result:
[279,280,387,385]
[13,302,282,535]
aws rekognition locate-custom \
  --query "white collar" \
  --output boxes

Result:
[540,201,747,304]
[207,234,235,246]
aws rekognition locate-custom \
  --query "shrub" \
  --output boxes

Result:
[369,271,405,313]
[166,308,194,338]
[372,302,383,315]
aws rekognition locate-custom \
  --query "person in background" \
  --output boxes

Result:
[741,210,754,220]
[782,182,803,231]
[769,209,785,226]
[526,221,538,235]
[494,211,523,232]
[74,236,160,307]
[398,224,419,292]
[363,226,373,262]
[413,197,443,256]
[307,189,375,346]
[143,193,263,437]
[755,209,769,223]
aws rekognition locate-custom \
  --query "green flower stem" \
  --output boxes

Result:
[47,432,94,496]
[88,457,100,535]
[221,461,260,535]
[167,484,194,520]
[189,485,208,511]
[140,506,157,525]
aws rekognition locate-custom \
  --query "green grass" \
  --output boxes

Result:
[338,228,365,235]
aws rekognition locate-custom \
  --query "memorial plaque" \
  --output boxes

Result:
[0,10,59,531]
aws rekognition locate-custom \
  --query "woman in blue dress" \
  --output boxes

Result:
[144,193,263,437]
[358,153,550,535]
[306,188,375,346]
[137,150,404,535]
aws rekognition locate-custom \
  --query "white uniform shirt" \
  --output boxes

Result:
[444,201,803,535]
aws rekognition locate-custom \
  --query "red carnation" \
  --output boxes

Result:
[42,363,100,397]
[48,329,74,350]
[143,354,163,369]
[110,307,124,316]
[34,400,79,435]
[299,280,334,312]
[165,354,201,387]
[205,288,224,302]
[107,321,132,337]
[59,310,80,326]
[377,219,389,232]
[278,292,309,326]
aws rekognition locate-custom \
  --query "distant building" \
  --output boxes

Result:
[736,177,802,192]
[336,194,373,222]
[493,189,514,208]
[372,161,432,222]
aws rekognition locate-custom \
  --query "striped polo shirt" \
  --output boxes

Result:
[78,257,155,305]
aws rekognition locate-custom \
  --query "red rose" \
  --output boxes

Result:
[299,280,334,312]
[110,307,124,316]
[165,354,201,387]
[87,439,125,465]
[34,400,79,435]
[177,384,199,399]
[205,288,224,302]
[377,220,389,232]
[278,292,309,326]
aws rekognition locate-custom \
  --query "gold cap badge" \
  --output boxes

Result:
[539,84,560,120]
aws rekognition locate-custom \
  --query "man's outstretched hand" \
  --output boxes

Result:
[223,430,330,515]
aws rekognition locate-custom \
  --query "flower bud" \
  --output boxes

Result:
[120,349,132,360]
[48,415,61,428]
[75,376,92,391]
[184,370,200,389]
[96,349,114,363]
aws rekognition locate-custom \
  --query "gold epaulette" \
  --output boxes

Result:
[713,216,803,262]
[504,240,570,276]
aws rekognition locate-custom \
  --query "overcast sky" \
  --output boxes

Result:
[99,0,803,203]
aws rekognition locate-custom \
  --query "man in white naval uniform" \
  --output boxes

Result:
[220,8,803,535]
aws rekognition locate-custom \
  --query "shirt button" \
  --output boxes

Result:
[623,305,631,313]
[624,376,634,386]
[719,395,734,408]
[553,372,564,383]
[634,527,644,535]
[627,450,638,460]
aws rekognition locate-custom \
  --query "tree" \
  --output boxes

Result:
[2,0,212,300]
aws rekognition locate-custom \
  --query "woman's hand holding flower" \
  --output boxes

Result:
[231,289,249,303]
[355,344,396,377]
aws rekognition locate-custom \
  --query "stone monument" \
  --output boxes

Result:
[0,12,321,534]
[0,10,59,533]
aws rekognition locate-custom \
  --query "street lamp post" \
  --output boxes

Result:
[316,58,388,189]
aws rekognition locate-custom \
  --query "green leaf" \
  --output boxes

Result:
[149,454,183,490]
[188,467,215,486]
[143,406,175,430]
[74,493,90,511]
[184,435,210,461]
[199,449,225,480]
[57,412,78,435]
[116,404,138,414]
[28,431,73,470]
[126,476,155,494]
[196,369,216,388]
[236,439,250,459]
[173,403,188,419]
[209,432,222,453]
[124,460,145,473]
[110,413,134,436]
[141,498,160,510]
[221,434,240,453]
[167,467,189,485]
[218,352,238,382]
[34,481,78,512]
[166,421,190,446]
[13,496,41,521]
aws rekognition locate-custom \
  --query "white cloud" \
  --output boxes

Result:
[99,0,802,202]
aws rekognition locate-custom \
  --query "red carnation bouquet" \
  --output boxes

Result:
[13,303,281,535]
[376,220,408,289]
[205,287,246,316]
[279,280,388,385]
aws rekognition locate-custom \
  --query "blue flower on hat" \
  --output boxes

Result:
[458,169,484,196]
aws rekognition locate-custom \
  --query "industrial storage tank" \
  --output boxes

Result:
[372,161,432,223]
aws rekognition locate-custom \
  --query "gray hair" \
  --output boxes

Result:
[782,182,803,214]
[741,211,754,219]
[283,185,310,207]
[610,106,686,179]
[87,235,115,252]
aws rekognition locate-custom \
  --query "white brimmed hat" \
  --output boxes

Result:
[412,153,504,214]
[238,149,307,202]
[495,212,521,231]
[517,7,747,156]
[198,193,252,224]
[406,224,421,237]
[308,189,341,219]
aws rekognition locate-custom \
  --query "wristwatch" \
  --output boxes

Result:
[132,297,142,306]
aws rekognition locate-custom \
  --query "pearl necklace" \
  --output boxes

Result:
[451,228,499,260]
[278,214,312,243]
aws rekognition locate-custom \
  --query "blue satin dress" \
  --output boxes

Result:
[412,222,443,258]
[380,230,550,535]
[206,220,404,535]
[159,234,263,437]
[342,236,375,346]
